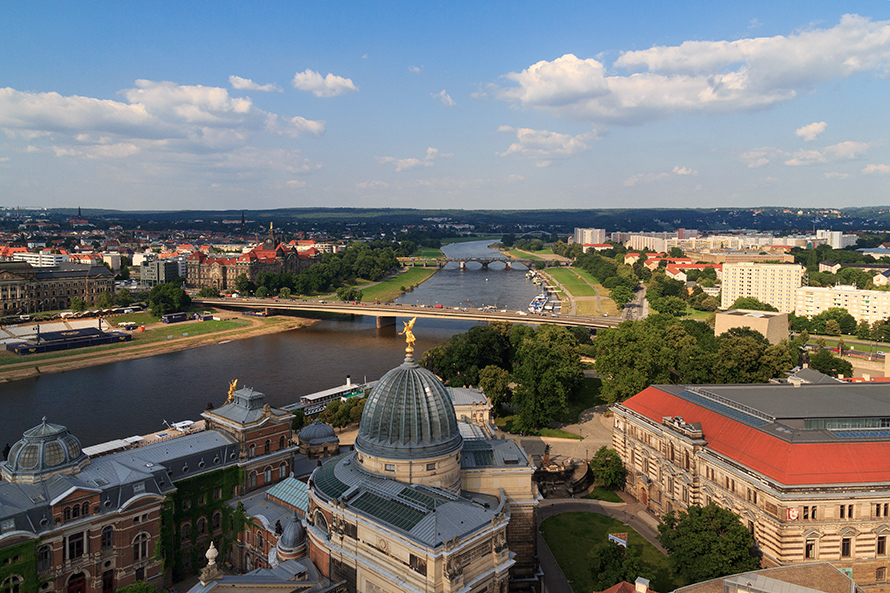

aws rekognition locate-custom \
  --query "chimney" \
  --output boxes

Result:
[838,374,845,380]
[789,377,802,388]
[346,375,351,387]
[863,373,871,382]
[635,577,650,593]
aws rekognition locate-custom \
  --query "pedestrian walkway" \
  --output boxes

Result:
[537,494,666,593]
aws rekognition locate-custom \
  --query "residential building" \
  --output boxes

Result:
[817,230,858,250]
[795,285,890,324]
[12,251,69,267]
[721,263,804,312]
[574,228,606,246]
[612,381,890,591]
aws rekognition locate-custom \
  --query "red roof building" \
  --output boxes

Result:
[613,382,890,586]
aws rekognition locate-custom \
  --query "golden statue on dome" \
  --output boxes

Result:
[227,379,238,403]
[400,317,417,354]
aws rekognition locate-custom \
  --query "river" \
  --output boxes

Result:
[0,240,544,448]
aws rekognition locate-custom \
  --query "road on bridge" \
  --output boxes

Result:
[194,297,622,329]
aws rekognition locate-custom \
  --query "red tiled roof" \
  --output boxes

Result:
[622,386,890,486]
[598,582,643,593]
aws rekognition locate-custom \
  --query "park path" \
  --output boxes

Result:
[537,496,665,593]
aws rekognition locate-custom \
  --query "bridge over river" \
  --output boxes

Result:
[194,297,620,329]
[403,257,568,269]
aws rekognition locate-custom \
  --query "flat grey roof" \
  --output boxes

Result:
[660,382,890,421]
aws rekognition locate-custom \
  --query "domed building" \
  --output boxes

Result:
[1,417,89,483]
[306,335,540,593]
[298,420,340,459]
[353,351,463,491]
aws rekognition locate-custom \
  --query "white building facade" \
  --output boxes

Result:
[721,262,805,313]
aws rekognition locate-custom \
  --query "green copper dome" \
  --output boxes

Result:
[355,354,462,461]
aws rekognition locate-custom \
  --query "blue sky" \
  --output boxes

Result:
[2,1,890,211]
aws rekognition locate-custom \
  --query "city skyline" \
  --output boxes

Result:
[2,2,890,210]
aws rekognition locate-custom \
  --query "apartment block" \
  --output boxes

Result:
[796,285,890,324]
[573,227,606,245]
[721,262,804,313]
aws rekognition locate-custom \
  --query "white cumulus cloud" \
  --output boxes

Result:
[432,90,456,107]
[377,147,453,172]
[796,121,827,141]
[498,126,595,166]
[292,69,357,97]
[863,164,890,174]
[624,166,698,186]
[229,76,282,92]
[497,15,890,125]
[825,172,851,179]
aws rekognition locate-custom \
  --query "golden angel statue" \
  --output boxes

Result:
[399,317,417,353]
[227,379,238,403]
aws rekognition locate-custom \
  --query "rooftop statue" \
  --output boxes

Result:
[400,317,416,354]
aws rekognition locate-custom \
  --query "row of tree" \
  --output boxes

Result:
[422,322,587,431]
[592,314,850,403]
[215,241,401,298]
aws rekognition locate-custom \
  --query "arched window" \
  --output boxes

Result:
[37,546,51,571]
[72,504,80,519]
[256,531,264,551]
[279,435,285,450]
[264,466,272,483]
[212,511,221,532]
[101,525,114,549]
[133,533,149,561]
[278,462,287,479]
[1,575,22,593]
[63,507,71,521]
[248,471,256,489]
[181,523,191,542]
[264,439,270,455]
[197,517,207,535]
[249,443,256,458]
[82,502,90,516]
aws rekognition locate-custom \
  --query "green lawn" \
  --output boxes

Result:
[495,415,583,439]
[412,246,444,258]
[540,512,680,593]
[583,486,623,503]
[504,248,542,260]
[556,377,606,424]
[682,307,713,320]
[0,319,248,367]
[358,267,439,302]
[548,268,599,297]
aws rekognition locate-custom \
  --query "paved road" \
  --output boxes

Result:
[537,497,665,593]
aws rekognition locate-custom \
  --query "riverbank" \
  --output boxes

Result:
[0,313,316,383]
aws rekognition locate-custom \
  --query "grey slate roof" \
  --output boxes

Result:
[311,452,502,548]
[461,438,529,469]
[0,430,239,536]
[205,387,284,425]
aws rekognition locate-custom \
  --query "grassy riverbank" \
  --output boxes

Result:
[359,267,439,303]
[0,314,313,383]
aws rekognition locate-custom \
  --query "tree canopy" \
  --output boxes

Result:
[657,504,760,584]
[593,315,795,403]
[148,282,191,317]
[588,542,650,592]
[422,323,584,430]
[589,446,626,490]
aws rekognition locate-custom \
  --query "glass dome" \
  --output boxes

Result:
[355,354,461,461]
[1,418,88,482]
